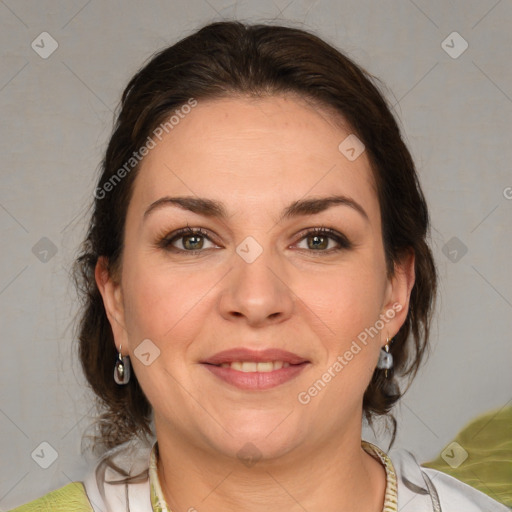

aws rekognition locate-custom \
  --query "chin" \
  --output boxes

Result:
[204,412,304,462]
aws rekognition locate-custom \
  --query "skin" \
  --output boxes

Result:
[96,94,415,511]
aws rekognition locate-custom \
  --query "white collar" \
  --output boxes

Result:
[388,447,509,511]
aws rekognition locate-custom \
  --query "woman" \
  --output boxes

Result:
[10,20,508,512]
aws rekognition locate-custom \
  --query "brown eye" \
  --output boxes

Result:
[295,227,352,253]
[181,233,204,251]
[307,233,329,250]
[157,227,218,253]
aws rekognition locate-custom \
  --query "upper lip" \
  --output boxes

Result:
[202,348,309,366]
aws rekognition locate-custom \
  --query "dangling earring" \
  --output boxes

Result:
[377,336,393,378]
[114,344,131,385]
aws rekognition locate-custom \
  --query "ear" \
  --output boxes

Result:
[95,256,129,354]
[380,248,416,346]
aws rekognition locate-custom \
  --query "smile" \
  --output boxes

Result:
[218,361,291,372]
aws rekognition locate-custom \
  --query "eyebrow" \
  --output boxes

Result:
[143,194,369,223]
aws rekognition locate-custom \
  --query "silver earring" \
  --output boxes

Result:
[377,336,393,378]
[114,345,131,385]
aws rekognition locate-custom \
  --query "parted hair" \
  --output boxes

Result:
[73,20,437,455]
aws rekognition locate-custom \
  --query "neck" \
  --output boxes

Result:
[155,422,387,512]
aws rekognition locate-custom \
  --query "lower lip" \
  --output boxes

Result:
[202,363,309,390]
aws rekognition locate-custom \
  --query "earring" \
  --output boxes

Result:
[114,344,131,385]
[377,336,393,378]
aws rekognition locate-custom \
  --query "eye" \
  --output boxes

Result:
[156,226,352,255]
[156,226,219,253]
[294,227,352,254]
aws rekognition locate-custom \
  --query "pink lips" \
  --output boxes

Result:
[202,348,308,366]
[201,348,310,390]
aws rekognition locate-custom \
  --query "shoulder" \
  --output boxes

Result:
[388,448,510,512]
[422,405,512,508]
[8,482,93,512]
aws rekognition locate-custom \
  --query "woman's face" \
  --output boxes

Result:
[97,94,414,460]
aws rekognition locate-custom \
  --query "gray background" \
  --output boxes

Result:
[1,0,511,508]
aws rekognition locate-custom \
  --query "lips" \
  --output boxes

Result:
[201,348,310,390]
[202,348,309,366]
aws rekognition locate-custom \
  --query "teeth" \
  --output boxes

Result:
[219,361,292,372]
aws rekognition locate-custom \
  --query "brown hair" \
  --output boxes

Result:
[73,20,437,455]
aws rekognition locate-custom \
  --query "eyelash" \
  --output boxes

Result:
[156,226,352,256]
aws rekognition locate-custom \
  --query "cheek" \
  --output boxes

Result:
[121,253,213,344]
[294,260,386,398]
[298,262,385,335]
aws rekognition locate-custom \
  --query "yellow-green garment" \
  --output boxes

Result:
[423,404,512,508]
[8,482,93,512]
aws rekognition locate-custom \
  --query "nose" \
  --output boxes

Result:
[218,243,295,327]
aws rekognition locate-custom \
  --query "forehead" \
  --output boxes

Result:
[129,94,379,223]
